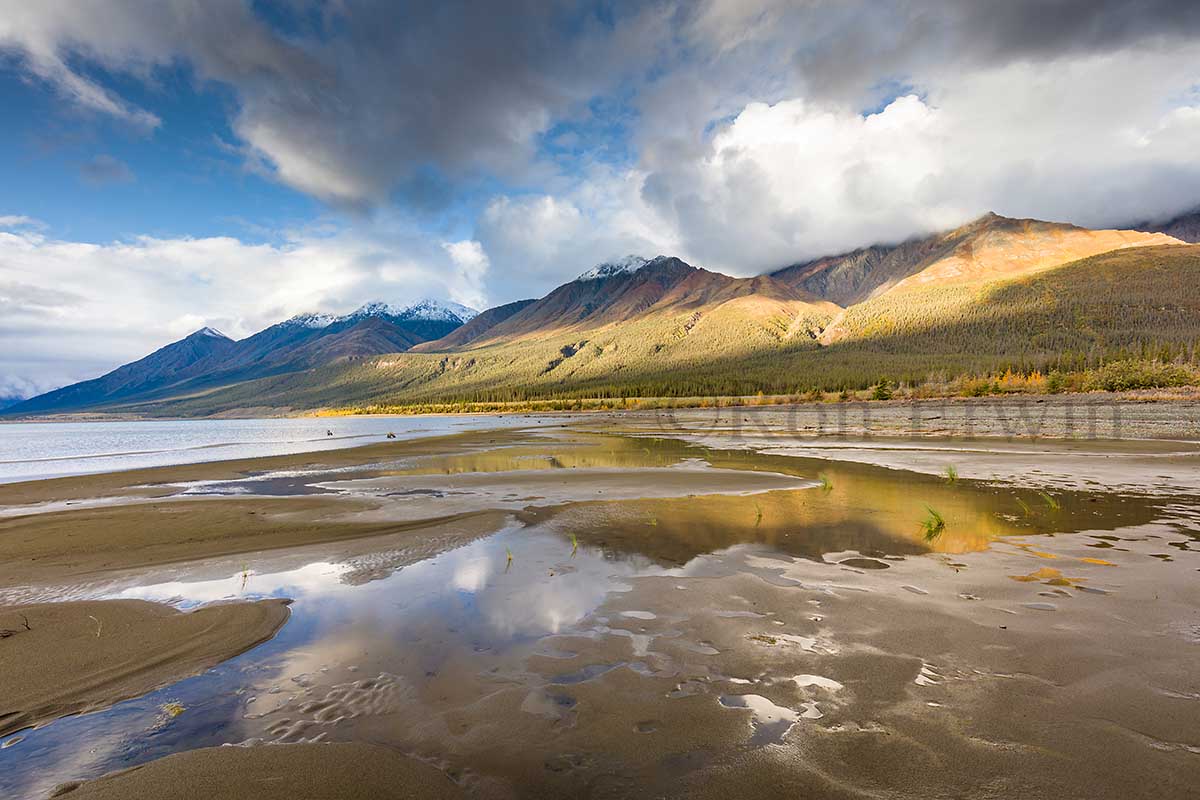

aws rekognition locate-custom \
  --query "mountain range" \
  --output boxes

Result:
[7,211,1200,417]
[8,299,478,415]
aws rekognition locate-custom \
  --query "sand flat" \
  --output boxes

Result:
[0,598,291,737]
[48,742,463,800]
[2,421,1197,798]
[0,497,510,588]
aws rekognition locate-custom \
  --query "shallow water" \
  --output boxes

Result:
[2,427,1198,798]
[0,415,560,483]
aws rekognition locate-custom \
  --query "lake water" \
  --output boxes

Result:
[0,416,554,483]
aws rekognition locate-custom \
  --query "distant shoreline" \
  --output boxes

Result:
[5,386,1200,424]
[4,391,1199,443]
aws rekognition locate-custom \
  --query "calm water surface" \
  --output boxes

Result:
[0,416,554,483]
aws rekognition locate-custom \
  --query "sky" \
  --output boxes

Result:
[2,0,1200,397]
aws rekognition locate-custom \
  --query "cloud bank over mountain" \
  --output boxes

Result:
[2,0,1200,391]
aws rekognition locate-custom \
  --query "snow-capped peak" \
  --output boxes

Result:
[278,298,480,331]
[576,255,648,282]
[193,326,230,340]
[396,298,480,323]
[346,298,479,324]
[283,312,340,329]
[348,300,403,318]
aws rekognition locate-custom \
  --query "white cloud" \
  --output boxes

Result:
[629,45,1200,273]
[475,166,681,299]
[440,240,490,310]
[0,219,486,396]
[0,215,44,229]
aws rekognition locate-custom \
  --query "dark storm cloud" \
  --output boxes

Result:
[5,0,1197,208]
[774,0,1200,104]
[0,0,661,206]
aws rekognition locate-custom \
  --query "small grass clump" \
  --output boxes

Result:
[0,613,31,639]
[944,464,958,484]
[818,473,833,492]
[1038,491,1061,511]
[754,503,763,527]
[570,533,579,556]
[920,505,947,542]
[160,701,186,718]
[1016,496,1033,517]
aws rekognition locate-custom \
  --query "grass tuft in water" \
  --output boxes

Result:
[160,701,186,718]
[818,473,833,492]
[754,503,763,527]
[1016,496,1033,516]
[920,505,947,542]
[944,464,958,484]
[1038,491,1061,511]
[570,533,578,556]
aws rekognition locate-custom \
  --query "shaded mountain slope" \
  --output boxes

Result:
[471,256,699,343]
[449,257,834,349]
[8,303,471,415]
[773,213,1179,305]
[8,328,236,415]
[1132,207,1200,243]
[412,299,537,351]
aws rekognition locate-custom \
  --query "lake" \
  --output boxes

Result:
[0,415,555,483]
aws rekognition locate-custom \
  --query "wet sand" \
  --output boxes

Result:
[1,420,1197,798]
[49,742,463,799]
[0,497,509,589]
[0,599,290,738]
[619,395,1200,440]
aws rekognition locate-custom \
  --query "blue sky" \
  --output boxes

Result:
[0,61,318,243]
[2,0,1200,396]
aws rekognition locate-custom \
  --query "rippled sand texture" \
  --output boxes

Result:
[0,422,1197,799]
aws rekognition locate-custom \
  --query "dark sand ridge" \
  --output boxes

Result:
[0,599,290,738]
[48,742,463,800]
[0,496,511,589]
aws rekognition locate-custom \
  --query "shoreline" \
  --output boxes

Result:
[2,396,1198,490]
[4,386,1200,425]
